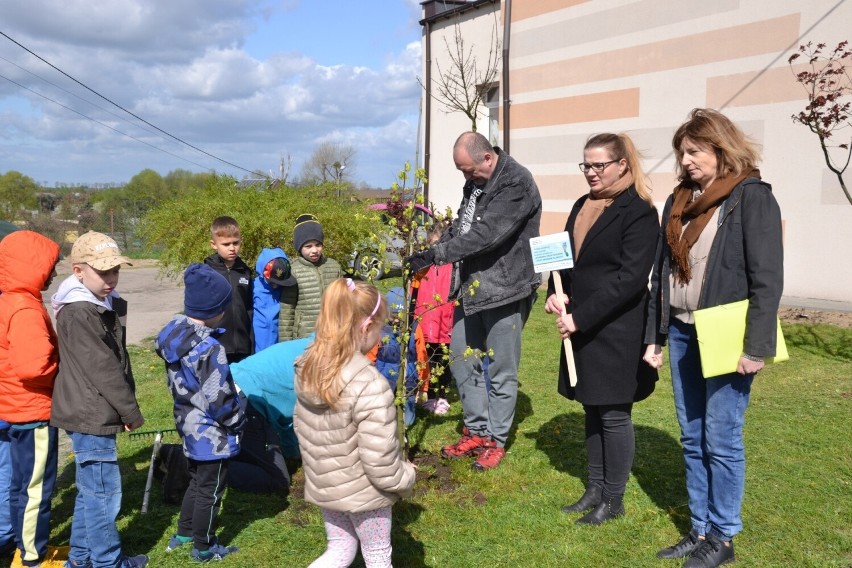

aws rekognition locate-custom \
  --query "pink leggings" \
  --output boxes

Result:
[308,507,393,568]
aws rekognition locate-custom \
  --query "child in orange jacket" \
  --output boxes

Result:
[0,230,60,567]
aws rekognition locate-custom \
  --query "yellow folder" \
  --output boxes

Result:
[692,300,788,378]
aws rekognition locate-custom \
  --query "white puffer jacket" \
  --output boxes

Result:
[294,352,415,513]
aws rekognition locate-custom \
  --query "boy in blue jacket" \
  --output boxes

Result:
[251,247,295,352]
[154,263,246,563]
[372,287,429,427]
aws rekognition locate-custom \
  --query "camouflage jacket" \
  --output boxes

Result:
[155,315,246,460]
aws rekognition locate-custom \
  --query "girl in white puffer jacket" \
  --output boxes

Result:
[294,278,416,568]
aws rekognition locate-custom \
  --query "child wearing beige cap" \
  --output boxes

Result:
[50,231,148,568]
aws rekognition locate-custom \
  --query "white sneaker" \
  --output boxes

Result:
[435,398,451,415]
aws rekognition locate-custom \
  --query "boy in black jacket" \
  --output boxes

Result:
[204,216,253,363]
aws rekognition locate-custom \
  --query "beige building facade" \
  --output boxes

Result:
[421,0,852,303]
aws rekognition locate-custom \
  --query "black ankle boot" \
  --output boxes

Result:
[560,484,602,514]
[575,493,624,525]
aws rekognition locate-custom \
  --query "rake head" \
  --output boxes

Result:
[128,428,178,439]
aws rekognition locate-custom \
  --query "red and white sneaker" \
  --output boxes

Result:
[472,447,506,471]
[441,433,495,458]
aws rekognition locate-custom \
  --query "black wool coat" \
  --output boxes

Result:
[547,186,659,405]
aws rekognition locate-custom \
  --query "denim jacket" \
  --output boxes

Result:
[432,149,542,315]
[644,178,783,357]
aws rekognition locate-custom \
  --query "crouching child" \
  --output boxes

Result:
[154,263,246,562]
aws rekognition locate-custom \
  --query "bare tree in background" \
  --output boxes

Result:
[425,17,501,132]
[300,142,357,184]
[279,153,293,185]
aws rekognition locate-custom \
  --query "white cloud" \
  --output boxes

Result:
[0,0,424,187]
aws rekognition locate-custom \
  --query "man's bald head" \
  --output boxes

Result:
[453,132,497,185]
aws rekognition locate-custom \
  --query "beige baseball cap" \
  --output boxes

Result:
[70,231,133,271]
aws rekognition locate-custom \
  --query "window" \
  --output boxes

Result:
[484,85,500,147]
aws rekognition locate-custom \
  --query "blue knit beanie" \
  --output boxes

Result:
[184,263,232,320]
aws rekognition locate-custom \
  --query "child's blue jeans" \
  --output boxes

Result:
[67,432,125,568]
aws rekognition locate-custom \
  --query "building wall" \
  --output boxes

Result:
[423,0,852,302]
[425,3,502,209]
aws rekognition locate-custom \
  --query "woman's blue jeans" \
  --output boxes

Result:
[668,319,753,540]
[68,432,124,568]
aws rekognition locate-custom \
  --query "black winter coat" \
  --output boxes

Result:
[204,254,254,357]
[432,148,542,315]
[548,186,659,405]
[643,178,783,357]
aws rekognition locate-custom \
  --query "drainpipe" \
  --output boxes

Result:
[502,0,511,154]
[423,19,432,203]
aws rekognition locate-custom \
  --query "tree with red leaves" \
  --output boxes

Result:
[789,40,852,206]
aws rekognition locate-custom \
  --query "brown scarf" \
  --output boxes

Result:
[573,171,634,257]
[666,168,760,284]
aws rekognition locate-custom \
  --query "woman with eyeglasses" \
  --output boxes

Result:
[544,133,659,525]
[643,109,782,568]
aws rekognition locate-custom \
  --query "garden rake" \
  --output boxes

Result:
[129,428,178,513]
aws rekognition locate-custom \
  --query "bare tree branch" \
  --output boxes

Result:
[300,142,357,184]
[421,15,501,132]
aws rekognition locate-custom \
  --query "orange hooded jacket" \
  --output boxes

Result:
[0,230,60,423]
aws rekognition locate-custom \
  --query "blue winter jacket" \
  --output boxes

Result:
[376,323,419,393]
[253,247,288,352]
[155,315,246,460]
[230,335,312,458]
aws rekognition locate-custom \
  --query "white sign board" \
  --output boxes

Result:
[529,231,574,273]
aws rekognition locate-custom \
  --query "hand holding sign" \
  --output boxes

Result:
[530,232,578,387]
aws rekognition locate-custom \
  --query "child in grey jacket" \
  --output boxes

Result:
[51,231,147,568]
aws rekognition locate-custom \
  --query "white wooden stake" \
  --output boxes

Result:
[552,270,578,387]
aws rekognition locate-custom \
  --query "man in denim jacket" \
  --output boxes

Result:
[406,131,541,471]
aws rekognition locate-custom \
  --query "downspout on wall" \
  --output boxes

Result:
[423,19,432,203]
[502,0,511,154]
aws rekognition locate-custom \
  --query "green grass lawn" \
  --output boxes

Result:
[31,307,852,568]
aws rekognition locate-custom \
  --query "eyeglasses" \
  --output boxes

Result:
[578,160,617,173]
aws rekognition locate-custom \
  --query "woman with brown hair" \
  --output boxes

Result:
[644,109,783,568]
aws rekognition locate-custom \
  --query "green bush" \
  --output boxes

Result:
[140,175,384,276]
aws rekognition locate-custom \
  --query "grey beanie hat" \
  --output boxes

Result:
[293,213,324,253]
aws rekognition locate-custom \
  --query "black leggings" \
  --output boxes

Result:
[583,403,635,498]
[426,342,452,399]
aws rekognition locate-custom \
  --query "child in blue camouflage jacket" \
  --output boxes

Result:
[154,263,246,563]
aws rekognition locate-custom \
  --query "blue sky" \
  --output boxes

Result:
[244,1,420,67]
[0,0,424,188]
